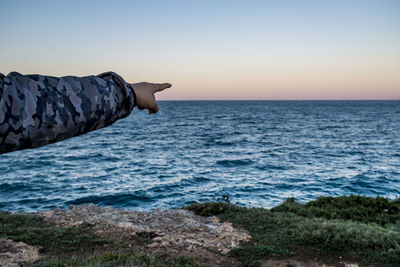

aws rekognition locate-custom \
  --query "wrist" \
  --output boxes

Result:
[128,84,138,107]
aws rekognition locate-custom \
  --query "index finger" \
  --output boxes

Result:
[154,83,172,92]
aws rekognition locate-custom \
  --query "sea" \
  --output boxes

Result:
[1,101,399,212]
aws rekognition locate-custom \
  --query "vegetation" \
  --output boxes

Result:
[0,212,109,254]
[0,211,206,266]
[271,195,400,225]
[27,252,208,267]
[1,195,399,266]
[186,195,400,266]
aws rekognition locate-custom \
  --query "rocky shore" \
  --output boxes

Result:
[41,204,251,255]
[1,196,399,266]
[1,204,250,266]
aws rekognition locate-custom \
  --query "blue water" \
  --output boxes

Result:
[1,101,400,212]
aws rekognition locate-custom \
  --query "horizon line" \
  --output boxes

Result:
[157,99,400,101]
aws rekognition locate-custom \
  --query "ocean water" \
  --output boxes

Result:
[1,101,399,212]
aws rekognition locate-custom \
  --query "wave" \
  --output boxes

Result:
[0,182,32,192]
[66,192,152,206]
[256,164,289,171]
[216,159,254,167]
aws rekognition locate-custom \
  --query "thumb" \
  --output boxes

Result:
[148,102,159,114]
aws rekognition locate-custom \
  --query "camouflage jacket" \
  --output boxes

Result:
[0,72,136,154]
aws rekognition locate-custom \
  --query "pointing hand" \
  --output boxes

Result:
[130,82,171,114]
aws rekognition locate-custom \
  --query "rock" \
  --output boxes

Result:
[161,241,170,247]
[117,222,134,229]
[39,204,251,255]
[221,248,231,255]
[0,238,40,267]
[147,242,159,248]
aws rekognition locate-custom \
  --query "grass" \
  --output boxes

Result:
[0,211,110,254]
[26,252,208,267]
[186,195,400,266]
[271,195,400,226]
[0,211,206,266]
[1,195,399,266]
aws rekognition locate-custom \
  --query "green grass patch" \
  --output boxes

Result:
[271,195,400,226]
[0,211,110,254]
[185,196,400,266]
[26,251,208,267]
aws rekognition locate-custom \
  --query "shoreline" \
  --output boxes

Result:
[1,195,399,266]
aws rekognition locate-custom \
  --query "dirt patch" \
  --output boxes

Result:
[258,246,370,267]
[260,259,359,267]
[0,238,40,267]
[283,246,363,267]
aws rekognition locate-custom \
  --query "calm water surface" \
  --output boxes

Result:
[1,101,399,212]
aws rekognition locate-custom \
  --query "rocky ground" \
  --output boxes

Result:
[0,204,357,267]
[2,196,398,266]
[0,238,40,267]
[1,204,250,266]
[41,204,251,263]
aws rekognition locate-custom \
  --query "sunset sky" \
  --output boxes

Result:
[1,0,399,100]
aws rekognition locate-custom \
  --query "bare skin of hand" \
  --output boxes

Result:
[131,82,171,114]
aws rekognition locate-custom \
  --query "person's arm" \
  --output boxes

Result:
[0,71,170,154]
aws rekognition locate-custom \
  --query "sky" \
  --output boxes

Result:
[1,0,399,100]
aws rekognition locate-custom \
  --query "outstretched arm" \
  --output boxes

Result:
[0,71,170,154]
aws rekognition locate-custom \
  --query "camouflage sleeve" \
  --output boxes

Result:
[0,71,136,154]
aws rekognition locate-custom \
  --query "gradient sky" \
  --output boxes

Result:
[1,0,399,100]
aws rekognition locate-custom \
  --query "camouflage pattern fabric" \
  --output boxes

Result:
[0,72,136,154]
